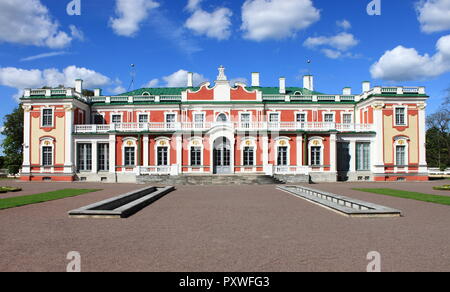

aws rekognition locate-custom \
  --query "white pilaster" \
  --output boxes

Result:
[349,140,356,173]
[109,135,116,173]
[64,106,74,173]
[176,134,182,174]
[418,104,427,173]
[296,135,303,166]
[372,104,385,174]
[92,141,98,174]
[262,134,270,174]
[22,105,31,173]
[143,135,149,167]
[330,133,337,172]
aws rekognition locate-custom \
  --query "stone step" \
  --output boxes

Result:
[137,175,285,185]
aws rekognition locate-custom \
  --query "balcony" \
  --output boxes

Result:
[74,122,374,134]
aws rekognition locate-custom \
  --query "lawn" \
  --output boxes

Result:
[353,188,450,206]
[0,189,100,210]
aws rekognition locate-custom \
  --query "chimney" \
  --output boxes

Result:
[343,87,352,95]
[94,89,102,97]
[187,72,194,87]
[362,81,371,93]
[279,77,286,94]
[303,75,314,91]
[75,79,83,93]
[251,72,260,87]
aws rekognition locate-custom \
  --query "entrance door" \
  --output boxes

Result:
[213,137,231,174]
[337,142,350,181]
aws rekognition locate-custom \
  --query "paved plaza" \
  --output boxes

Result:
[0,180,449,272]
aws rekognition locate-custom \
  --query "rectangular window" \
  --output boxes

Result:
[98,144,109,171]
[77,143,92,171]
[269,113,280,129]
[356,142,370,171]
[324,113,334,123]
[277,146,288,166]
[396,145,406,166]
[42,109,53,127]
[343,114,352,124]
[190,147,201,166]
[138,114,148,123]
[157,147,169,166]
[311,146,321,166]
[111,114,122,124]
[395,108,406,126]
[42,146,52,166]
[124,147,135,166]
[194,114,204,129]
[296,113,306,123]
[165,114,176,129]
[240,113,251,129]
[243,147,254,166]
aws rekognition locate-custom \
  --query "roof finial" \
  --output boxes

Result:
[217,65,227,81]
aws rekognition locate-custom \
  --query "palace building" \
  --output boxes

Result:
[20,66,429,183]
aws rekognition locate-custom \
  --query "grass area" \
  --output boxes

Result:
[354,188,450,206]
[433,185,450,191]
[0,189,100,210]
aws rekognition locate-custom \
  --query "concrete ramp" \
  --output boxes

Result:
[69,186,175,219]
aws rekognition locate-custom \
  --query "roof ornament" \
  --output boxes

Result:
[217,65,227,81]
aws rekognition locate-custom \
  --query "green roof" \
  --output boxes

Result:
[119,86,325,96]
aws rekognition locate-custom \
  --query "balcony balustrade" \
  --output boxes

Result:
[74,121,375,134]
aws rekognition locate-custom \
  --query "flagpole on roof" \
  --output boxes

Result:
[128,64,136,92]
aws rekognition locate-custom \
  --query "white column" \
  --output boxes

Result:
[418,104,427,173]
[349,140,356,173]
[92,141,98,173]
[330,133,337,172]
[143,135,149,167]
[109,135,116,173]
[22,105,31,174]
[296,135,303,167]
[64,106,74,174]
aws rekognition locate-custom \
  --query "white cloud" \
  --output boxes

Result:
[0,66,111,101]
[185,8,233,40]
[0,0,77,48]
[304,32,359,51]
[304,32,359,59]
[416,0,450,33]
[110,0,160,37]
[336,19,351,30]
[241,0,320,41]
[186,0,203,12]
[20,51,68,62]
[110,86,127,95]
[144,70,208,87]
[370,34,450,81]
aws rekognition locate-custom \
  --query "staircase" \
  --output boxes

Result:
[137,174,284,185]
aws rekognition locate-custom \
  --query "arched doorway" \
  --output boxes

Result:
[213,137,231,174]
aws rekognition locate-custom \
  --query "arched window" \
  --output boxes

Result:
[308,137,324,167]
[216,113,228,122]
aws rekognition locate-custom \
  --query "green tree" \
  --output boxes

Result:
[1,106,24,174]
[426,94,450,170]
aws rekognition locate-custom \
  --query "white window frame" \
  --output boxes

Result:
[193,112,205,129]
[188,138,204,167]
[322,112,335,123]
[138,113,150,123]
[274,137,291,166]
[111,113,122,124]
[164,112,177,129]
[240,138,257,167]
[308,137,325,167]
[394,106,408,127]
[155,137,171,166]
[122,138,137,167]
[394,137,409,167]
[239,112,252,129]
[41,107,54,128]
[341,112,353,124]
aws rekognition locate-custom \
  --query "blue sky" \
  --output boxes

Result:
[1,0,450,128]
